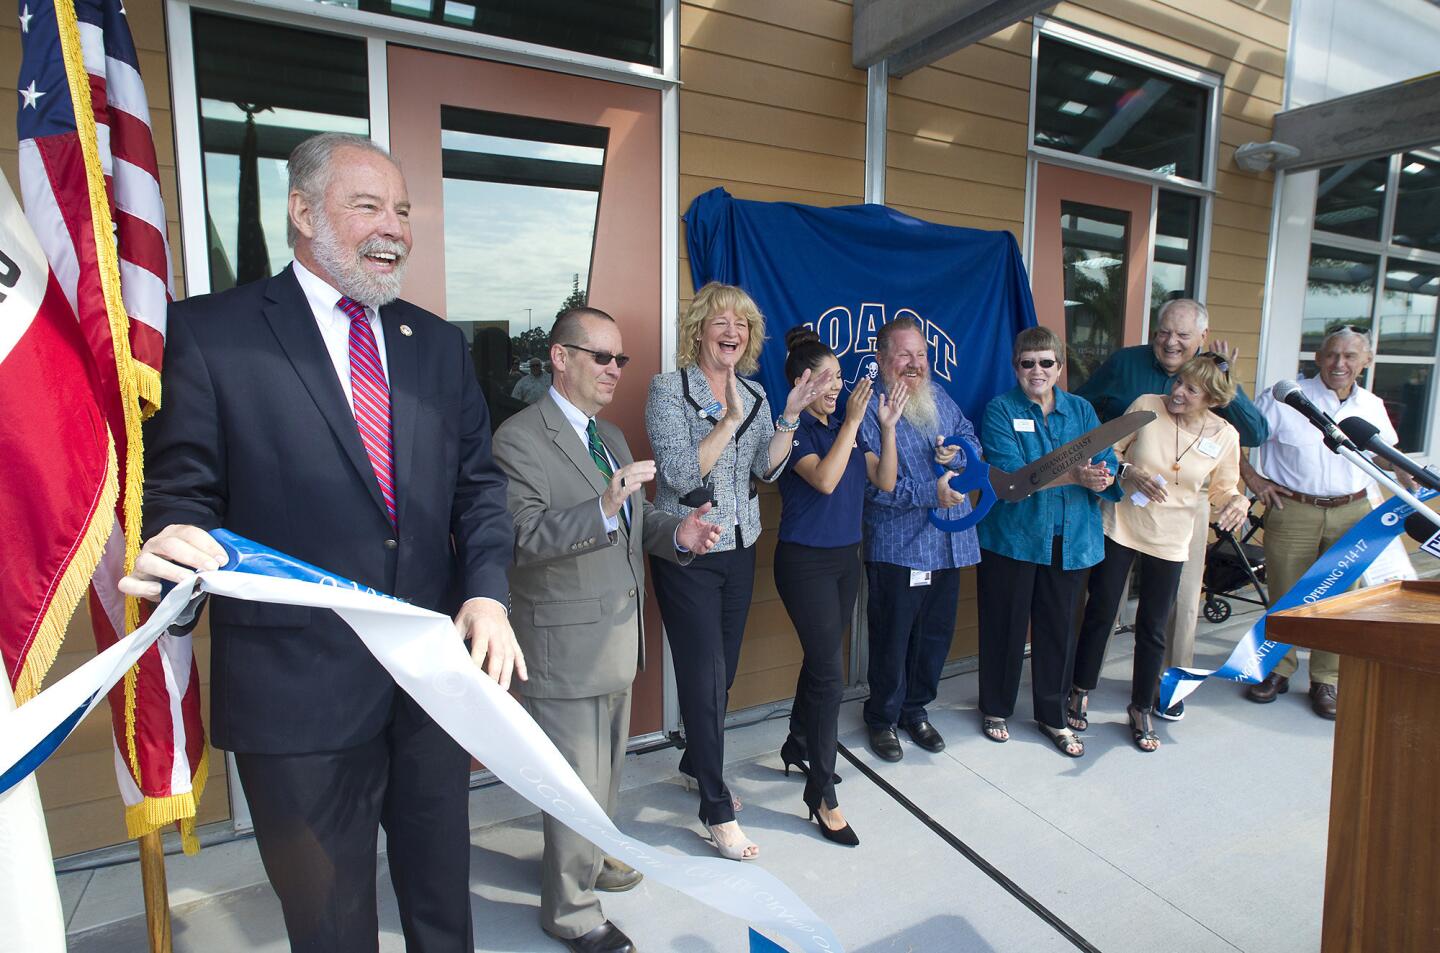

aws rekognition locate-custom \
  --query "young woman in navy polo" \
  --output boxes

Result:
[774,327,907,846]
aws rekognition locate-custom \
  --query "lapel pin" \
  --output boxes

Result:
[399,324,413,337]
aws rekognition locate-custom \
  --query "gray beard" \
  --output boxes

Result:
[311,215,408,308]
[896,377,939,432]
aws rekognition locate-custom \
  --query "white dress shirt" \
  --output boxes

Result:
[1253,375,1399,496]
[291,259,390,408]
[549,386,625,532]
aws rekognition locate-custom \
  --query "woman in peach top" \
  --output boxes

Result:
[1069,354,1250,751]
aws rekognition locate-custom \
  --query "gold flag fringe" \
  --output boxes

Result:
[12,435,119,704]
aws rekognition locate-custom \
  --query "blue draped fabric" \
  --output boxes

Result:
[683,187,1037,422]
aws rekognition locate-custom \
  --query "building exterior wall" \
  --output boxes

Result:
[8,0,1290,854]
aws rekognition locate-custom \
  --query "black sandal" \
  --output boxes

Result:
[1065,687,1089,732]
[1038,723,1084,758]
[981,715,1009,743]
[1127,704,1160,753]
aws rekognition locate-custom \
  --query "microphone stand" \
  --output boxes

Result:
[1334,445,1440,532]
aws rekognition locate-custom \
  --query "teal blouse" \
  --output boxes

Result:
[976,386,1122,570]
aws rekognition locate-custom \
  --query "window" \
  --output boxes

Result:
[192,13,370,292]
[440,107,607,428]
[1060,202,1130,389]
[1394,149,1440,254]
[1314,157,1389,242]
[310,0,663,67]
[1029,20,1219,369]
[1034,35,1213,185]
[1150,190,1201,334]
[1304,149,1440,452]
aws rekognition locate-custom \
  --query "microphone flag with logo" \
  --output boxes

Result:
[683,188,1036,421]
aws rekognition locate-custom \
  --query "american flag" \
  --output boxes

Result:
[17,0,209,852]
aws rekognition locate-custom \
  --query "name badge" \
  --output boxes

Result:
[909,569,932,587]
[1012,418,1036,433]
[1197,438,1221,458]
[700,401,723,419]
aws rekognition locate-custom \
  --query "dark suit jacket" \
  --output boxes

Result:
[143,266,511,754]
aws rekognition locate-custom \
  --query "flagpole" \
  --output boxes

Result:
[140,830,173,953]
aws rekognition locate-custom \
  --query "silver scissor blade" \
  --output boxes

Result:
[988,410,1156,502]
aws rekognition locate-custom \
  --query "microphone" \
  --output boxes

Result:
[1337,417,1440,492]
[1271,380,1356,452]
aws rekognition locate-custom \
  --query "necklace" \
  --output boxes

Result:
[1172,417,1207,472]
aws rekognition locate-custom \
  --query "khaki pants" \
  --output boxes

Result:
[1266,496,1371,686]
[522,689,632,939]
[1163,503,1209,670]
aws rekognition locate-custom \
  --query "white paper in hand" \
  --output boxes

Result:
[1130,472,1166,508]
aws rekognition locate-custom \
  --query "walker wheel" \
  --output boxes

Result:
[1203,597,1231,623]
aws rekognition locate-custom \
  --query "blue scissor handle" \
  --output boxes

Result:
[928,436,995,533]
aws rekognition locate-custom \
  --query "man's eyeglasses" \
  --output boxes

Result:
[1198,351,1230,374]
[1017,358,1059,369]
[1327,323,1370,337]
[562,344,631,368]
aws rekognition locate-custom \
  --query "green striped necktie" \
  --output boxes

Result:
[587,419,629,532]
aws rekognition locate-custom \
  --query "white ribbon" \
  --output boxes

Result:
[0,573,843,952]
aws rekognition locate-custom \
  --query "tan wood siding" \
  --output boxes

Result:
[2,2,221,858]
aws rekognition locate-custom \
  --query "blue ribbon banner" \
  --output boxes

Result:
[0,532,842,953]
[1159,488,1438,711]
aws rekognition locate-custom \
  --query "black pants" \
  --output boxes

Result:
[976,540,1085,730]
[233,691,472,953]
[863,562,961,730]
[774,541,860,811]
[651,543,756,825]
[1073,537,1185,710]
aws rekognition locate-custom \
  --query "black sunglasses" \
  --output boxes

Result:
[1198,351,1230,373]
[1017,358,1059,369]
[562,344,631,368]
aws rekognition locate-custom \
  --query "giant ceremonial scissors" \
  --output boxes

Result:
[929,410,1156,532]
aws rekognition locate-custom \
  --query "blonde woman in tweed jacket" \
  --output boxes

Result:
[645,282,831,862]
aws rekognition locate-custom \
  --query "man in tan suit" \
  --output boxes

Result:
[493,307,721,953]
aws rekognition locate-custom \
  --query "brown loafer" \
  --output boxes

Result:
[595,857,643,892]
[1246,672,1289,703]
[1310,683,1338,720]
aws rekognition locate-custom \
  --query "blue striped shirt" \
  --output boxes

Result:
[860,382,982,570]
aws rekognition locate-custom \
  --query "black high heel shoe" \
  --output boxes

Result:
[780,736,807,777]
[806,801,859,847]
[779,736,843,783]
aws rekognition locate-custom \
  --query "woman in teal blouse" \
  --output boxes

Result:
[976,326,1121,757]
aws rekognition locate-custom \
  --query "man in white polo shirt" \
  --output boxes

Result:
[1240,327,1417,718]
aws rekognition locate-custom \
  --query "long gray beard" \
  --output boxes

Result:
[899,380,939,432]
[311,214,408,307]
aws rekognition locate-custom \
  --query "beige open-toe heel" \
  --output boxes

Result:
[706,821,759,861]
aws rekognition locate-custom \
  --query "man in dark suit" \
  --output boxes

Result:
[119,132,524,953]
[493,308,720,953]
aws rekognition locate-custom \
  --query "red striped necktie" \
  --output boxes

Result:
[337,296,397,526]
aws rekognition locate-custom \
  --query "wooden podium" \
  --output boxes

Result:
[1268,579,1440,953]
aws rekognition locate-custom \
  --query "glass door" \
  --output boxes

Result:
[1031,163,1154,389]
[387,47,666,734]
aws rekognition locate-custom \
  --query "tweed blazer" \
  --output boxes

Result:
[493,392,690,699]
[645,366,786,552]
